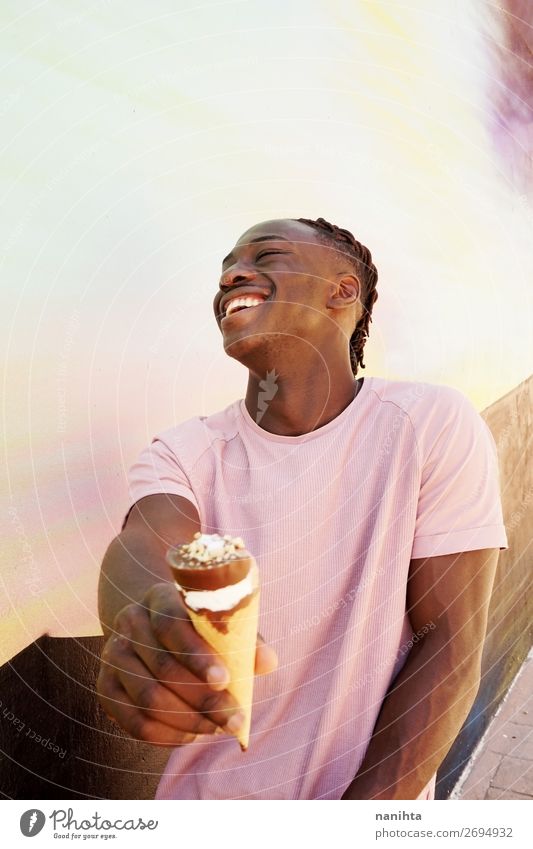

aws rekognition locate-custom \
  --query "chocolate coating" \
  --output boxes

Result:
[166,549,253,591]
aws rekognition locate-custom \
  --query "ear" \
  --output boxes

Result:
[326,273,361,309]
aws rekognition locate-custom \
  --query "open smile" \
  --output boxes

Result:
[220,292,271,323]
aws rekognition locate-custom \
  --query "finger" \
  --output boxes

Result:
[126,613,244,731]
[100,636,213,734]
[255,633,278,676]
[116,653,220,736]
[146,585,231,688]
[97,665,199,747]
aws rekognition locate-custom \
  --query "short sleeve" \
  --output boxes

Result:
[121,436,199,531]
[411,390,508,559]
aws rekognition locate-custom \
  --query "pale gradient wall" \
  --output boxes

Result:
[2,0,532,663]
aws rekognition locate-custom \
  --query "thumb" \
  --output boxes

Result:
[255,633,278,676]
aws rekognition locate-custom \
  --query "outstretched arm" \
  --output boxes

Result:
[342,547,499,800]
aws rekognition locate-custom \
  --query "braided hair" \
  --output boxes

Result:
[295,217,379,376]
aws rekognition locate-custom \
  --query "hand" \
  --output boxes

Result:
[96,582,277,746]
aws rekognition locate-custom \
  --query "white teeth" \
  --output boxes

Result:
[225,295,266,317]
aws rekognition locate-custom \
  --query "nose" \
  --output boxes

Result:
[220,262,257,290]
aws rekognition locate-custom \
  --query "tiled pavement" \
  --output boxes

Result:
[454,649,533,800]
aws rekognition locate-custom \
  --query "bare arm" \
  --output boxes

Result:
[342,547,499,799]
[98,494,200,640]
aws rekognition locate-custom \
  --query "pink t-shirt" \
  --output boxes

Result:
[125,376,508,800]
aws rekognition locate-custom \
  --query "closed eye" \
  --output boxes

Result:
[256,250,287,261]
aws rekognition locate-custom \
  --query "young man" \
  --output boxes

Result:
[97,217,508,800]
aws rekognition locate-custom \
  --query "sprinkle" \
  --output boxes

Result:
[177,532,247,565]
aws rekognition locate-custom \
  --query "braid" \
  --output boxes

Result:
[295,217,379,376]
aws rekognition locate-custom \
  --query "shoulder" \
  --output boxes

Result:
[366,376,485,452]
[367,375,477,421]
[151,399,242,463]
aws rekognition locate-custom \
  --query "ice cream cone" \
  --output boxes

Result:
[186,578,259,750]
[166,533,260,750]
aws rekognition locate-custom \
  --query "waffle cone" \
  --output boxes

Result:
[187,588,260,750]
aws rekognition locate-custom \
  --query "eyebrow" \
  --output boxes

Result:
[222,234,291,267]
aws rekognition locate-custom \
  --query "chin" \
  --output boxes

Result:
[223,332,281,371]
[224,336,264,365]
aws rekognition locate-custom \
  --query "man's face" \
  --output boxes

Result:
[212,219,352,368]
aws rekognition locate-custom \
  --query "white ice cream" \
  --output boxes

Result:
[178,572,254,612]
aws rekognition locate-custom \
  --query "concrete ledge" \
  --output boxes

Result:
[0,636,169,799]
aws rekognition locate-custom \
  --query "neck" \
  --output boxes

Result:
[244,356,361,436]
